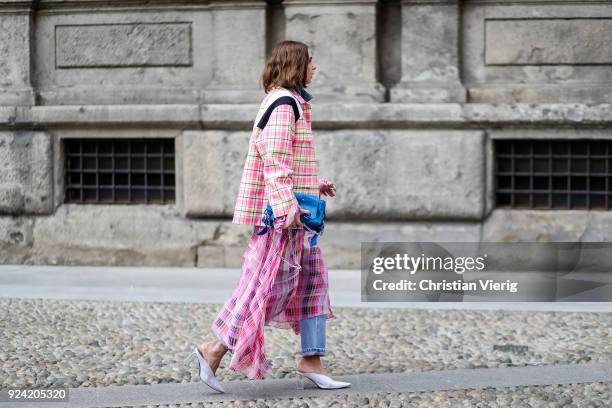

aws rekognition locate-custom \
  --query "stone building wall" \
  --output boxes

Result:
[1,0,611,268]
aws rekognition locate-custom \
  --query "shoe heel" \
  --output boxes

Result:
[296,374,305,390]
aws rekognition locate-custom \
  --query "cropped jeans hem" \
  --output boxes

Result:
[301,348,327,357]
[300,314,327,357]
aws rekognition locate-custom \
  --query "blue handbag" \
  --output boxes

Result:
[257,192,326,247]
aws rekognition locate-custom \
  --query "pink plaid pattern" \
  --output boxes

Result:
[211,217,334,380]
[233,88,319,226]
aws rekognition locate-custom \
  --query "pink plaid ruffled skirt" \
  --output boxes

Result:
[211,217,334,380]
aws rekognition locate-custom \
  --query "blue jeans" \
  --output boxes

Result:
[300,314,326,356]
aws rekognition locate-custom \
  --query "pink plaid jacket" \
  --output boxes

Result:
[232,87,320,227]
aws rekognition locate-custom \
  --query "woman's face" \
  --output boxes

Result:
[306,49,316,85]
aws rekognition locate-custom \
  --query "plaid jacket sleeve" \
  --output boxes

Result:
[255,104,300,218]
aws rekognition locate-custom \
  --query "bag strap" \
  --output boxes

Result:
[254,89,303,130]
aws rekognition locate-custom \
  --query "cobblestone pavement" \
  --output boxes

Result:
[1,298,610,406]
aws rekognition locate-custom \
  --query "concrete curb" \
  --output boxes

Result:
[4,361,610,408]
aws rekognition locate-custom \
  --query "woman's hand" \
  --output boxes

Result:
[287,207,310,229]
[282,204,311,229]
[319,178,336,197]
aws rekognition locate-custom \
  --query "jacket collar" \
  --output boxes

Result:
[290,86,313,104]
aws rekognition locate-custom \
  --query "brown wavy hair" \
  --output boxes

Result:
[262,41,309,93]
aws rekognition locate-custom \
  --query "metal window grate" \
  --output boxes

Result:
[64,138,175,204]
[495,139,612,210]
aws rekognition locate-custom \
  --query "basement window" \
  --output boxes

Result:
[64,138,175,204]
[495,139,612,210]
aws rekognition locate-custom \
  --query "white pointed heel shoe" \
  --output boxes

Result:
[295,371,351,390]
[185,346,225,393]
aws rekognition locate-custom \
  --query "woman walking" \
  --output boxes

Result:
[185,40,351,392]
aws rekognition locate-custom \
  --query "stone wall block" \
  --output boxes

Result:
[0,132,53,214]
[391,0,465,103]
[0,11,35,106]
[315,130,486,220]
[283,0,385,102]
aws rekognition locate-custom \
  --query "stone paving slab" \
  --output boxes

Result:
[0,265,610,312]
